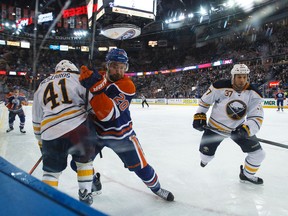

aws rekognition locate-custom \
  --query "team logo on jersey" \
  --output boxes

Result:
[202,146,209,153]
[226,100,247,120]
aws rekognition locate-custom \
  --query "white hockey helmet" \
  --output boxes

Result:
[55,60,79,73]
[231,64,250,82]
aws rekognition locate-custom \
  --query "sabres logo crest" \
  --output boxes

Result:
[226,100,247,120]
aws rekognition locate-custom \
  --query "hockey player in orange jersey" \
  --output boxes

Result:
[79,48,174,201]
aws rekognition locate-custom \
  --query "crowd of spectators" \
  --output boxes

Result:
[0,21,288,100]
[131,22,288,98]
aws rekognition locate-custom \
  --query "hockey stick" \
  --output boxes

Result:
[203,125,288,149]
[256,138,288,149]
[29,156,42,175]
[85,1,103,159]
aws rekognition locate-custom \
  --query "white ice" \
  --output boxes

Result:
[1,104,288,216]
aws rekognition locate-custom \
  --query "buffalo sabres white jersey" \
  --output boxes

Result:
[196,80,264,136]
[32,72,92,141]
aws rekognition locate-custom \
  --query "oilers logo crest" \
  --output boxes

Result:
[226,100,247,120]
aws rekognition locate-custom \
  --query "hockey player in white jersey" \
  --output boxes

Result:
[193,64,265,184]
[32,60,100,205]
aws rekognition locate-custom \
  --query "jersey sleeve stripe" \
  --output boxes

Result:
[96,122,133,136]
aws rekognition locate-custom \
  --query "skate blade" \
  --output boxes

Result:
[239,179,263,185]
[92,190,102,196]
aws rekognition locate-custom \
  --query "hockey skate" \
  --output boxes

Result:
[153,188,174,201]
[239,165,263,185]
[78,189,93,205]
[20,128,26,133]
[91,172,102,196]
[6,127,14,133]
[200,161,207,167]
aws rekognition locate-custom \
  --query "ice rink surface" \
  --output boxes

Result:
[1,104,288,216]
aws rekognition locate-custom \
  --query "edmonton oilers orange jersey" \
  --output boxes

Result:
[5,92,28,112]
[90,75,136,140]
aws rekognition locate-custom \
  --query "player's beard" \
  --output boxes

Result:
[107,71,123,82]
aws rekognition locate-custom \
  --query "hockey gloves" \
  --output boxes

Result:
[79,66,107,95]
[231,124,250,139]
[193,113,207,131]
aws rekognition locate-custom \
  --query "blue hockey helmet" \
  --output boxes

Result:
[13,85,20,90]
[105,48,128,64]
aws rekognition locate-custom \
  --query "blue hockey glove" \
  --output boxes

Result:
[231,124,250,139]
[193,113,207,131]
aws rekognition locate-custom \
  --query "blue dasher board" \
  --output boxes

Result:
[0,157,107,216]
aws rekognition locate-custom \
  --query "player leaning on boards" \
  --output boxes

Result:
[193,64,265,185]
[79,48,174,201]
[32,60,101,205]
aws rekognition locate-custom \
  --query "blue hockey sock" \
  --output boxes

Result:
[135,164,160,192]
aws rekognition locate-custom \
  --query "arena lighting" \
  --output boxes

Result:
[60,45,69,51]
[20,41,30,48]
[108,46,117,51]
[165,15,186,24]
[81,46,89,52]
[73,30,88,37]
[199,6,208,16]
[237,0,254,12]
[98,47,108,51]
[7,41,20,46]
[148,41,157,47]
[225,0,236,8]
